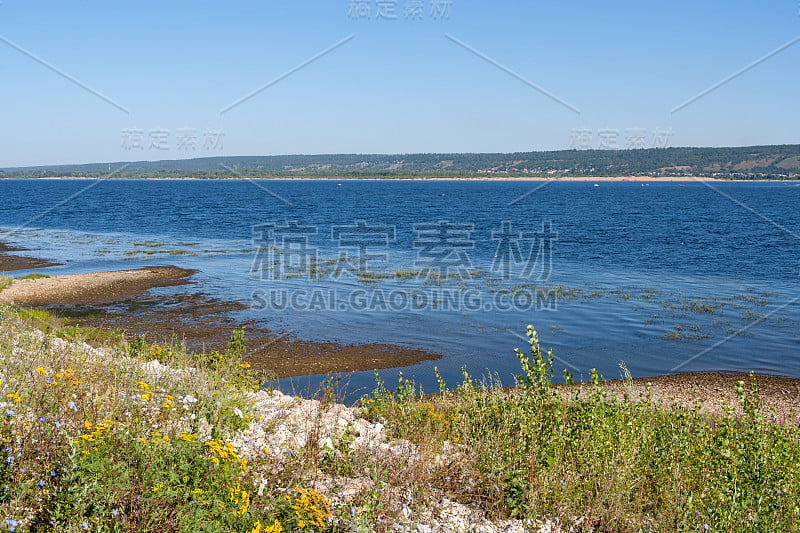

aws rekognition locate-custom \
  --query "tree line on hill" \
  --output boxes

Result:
[2,145,799,179]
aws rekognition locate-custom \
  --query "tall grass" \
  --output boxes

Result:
[3,306,799,532]
[360,325,800,532]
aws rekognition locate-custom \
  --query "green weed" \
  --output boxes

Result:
[359,326,800,531]
[14,273,50,280]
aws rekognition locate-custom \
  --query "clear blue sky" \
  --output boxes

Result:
[1,0,799,167]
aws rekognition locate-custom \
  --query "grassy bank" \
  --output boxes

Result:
[1,307,799,532]
[361,328,800,531]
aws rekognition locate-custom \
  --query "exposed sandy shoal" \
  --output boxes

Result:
[244,340,438,379]
[0,254,60,272]
[0,266,440,377]
[57,291,441,378]
[560,372,800,421]
[0,266,194,305]
[0,243,62,271]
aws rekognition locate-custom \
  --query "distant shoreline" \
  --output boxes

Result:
[14,175,764,182]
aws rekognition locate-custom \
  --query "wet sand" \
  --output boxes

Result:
[0,266,440,377]
[0,243,61,271]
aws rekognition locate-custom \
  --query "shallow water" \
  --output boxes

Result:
[1,179,798,397]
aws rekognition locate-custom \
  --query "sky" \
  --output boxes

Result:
[1,0,799,167]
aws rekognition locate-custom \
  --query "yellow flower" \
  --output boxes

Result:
[263,521,282,533]
[137,381,149,390]
[34,367,46,374]
[5,393,21,403]
[228,481,250,516]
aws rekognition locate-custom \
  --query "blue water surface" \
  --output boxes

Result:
[1,179,799,396]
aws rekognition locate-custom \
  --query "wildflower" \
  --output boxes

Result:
[111,509,119,517]
[263,521,282,533]
[228,481,250,516]
[81,521,88,530]
[5,394,21,403]
[5,519,19,532]
[137,382,149,391]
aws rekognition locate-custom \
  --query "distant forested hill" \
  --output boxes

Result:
[3,145,799,179]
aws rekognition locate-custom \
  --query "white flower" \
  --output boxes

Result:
[234,408,243,419]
